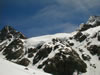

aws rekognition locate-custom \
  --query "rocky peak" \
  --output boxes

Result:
[1,25,15,33]
[0,25,27,62]
[87,16,100,25]
[0,25,27,41]
[78,16,100,31]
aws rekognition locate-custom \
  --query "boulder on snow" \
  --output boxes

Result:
[28,53,34,58]
[18,58,30,66]
[82,54,91,61]
[87,45,100,55]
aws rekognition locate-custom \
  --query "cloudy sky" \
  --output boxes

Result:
[0,0,100,37]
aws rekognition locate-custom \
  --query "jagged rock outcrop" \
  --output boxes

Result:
[78,16,100,31]
[0,26,26,62]
[0,26,26,41]
[74,31,87,42]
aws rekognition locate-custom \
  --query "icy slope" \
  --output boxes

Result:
[0,58,51,75]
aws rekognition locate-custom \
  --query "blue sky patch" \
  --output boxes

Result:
[0,0,100,37]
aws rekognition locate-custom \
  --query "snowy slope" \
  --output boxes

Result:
[0,58,51,75]
[25,26,100,75]
[71,26,100,75]
[24,16,100,75]
[25,32,75,48]
[0,16,100,75]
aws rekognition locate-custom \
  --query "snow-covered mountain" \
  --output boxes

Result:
[0,57,50,75]
[0,16,100,75]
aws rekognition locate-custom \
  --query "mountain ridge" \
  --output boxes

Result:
[0,16,100,75]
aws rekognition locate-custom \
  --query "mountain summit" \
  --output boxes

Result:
[0,16,100,75]
[78,16,100,31]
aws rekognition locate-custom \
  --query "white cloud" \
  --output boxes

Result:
[56,0,100,8]
[29,0,99,22]
[19,0,100,37]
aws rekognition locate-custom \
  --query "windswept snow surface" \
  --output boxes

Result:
[0,58,51,75]
[25,32,76,48]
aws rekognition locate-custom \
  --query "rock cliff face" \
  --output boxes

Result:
[0,16,100,75]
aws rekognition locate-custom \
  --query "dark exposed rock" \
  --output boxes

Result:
[0,25,27,42]
[90,64,96,69]
[74,31,83,39]
[99,56,100,60]
[18,58,30,66]
[97,31,100,41]
[79,35,87,42]
[82,54,91,61]
[69,37,73,40]
[79,48,84,53]
[79,24,93,31]
[52,38,59,44]
[54,45,59,50]
[69,42,74,46]
[5,49,24,60]
[91,33,97,38]
[79,16,100,31]
[2,39,24,60]
[36,44,43,49]
[97,35,100,41]
[28,53,34,58]
[33,47,52,65]
[1,26,15,34]
[37,49,87,75]
[87,45,100,56]
[96,21,100,26]
[97,50,100,56]
[43,53,87,75]
[13,31,27,39]
[87,42,91,46]
[28,48,37,53]
[74,32,87,42]
[25,68,29,70]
